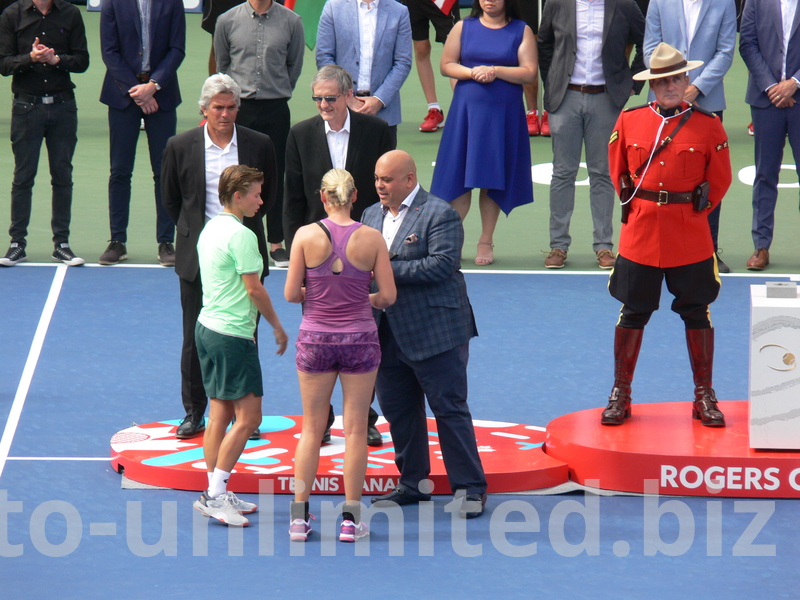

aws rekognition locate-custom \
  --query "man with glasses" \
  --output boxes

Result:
[284,65,393,447]
[316,0,412,147]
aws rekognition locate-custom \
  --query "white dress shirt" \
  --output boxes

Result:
[325,110,351,170]
[357,0,379,92]
[682,0,702,49]
[780,0,798,82]
[382,184,419,249]
[204,125,239,222]
[572,0,606,86]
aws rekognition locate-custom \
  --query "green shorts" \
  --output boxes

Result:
[195,322,264,400]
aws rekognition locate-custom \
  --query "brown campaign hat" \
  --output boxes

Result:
[633,43,704,81]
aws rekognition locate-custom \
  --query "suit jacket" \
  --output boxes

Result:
[644,0,737,112]
[538,0,646,112]
[316,0,412,126]
[740,0,800,108]
[361,188,477,362]
[283,109,394,250]
[99,0,185,111]
[161,125,278,283]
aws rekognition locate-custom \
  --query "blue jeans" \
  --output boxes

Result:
[107,103,176,243]
[9,97,78,246]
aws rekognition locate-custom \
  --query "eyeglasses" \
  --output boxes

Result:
[312,95,342,104]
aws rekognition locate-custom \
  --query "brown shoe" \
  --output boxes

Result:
[746,248,769,271]
[596,249,615,269]
[544,248,567,269]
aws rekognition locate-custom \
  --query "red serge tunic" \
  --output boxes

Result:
[608,102,732,268]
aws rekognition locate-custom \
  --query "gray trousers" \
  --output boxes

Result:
[548,90,620,252]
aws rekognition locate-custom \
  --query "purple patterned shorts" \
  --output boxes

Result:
[295,330,381,374]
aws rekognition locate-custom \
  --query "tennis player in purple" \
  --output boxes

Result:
[284,168,396,542]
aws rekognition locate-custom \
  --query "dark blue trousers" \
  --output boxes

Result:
[750,102,800,250]
[107,103,176,243]
[375,318,487,496]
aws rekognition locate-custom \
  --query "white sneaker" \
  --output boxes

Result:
[193,491,250,527]
[226,490,257,514]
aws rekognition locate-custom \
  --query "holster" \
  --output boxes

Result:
[692,181,711,211]
[619,174,634,224]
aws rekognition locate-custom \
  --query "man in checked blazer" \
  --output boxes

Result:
[161,74,277,439]
[362,150,488,519]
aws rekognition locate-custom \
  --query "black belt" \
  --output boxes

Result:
[136,71,151,83]
[14,90,75,105]
[567,83,607,94]
[354,90,372,97]
[635,188,693,205]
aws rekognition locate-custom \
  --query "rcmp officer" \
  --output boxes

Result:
[602,43,732,428]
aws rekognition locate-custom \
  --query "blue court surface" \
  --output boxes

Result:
[1,265,798,599]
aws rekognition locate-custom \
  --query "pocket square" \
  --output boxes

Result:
[404,233,419,244]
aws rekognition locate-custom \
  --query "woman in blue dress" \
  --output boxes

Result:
[430,0,537,265]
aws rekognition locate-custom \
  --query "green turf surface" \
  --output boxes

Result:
[0,8,797,271]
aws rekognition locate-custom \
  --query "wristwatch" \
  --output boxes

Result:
[149,80,161,91]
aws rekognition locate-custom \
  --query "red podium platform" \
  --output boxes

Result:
[110,416,569,494]
[545,400,800,498]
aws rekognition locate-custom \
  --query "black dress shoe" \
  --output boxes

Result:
[459,492,487,519]
[371,487,431,506]
[176,415,205,439]
[249,427,261,441]
[367,424,383,446]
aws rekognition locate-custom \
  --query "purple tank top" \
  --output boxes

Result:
[300,219,376,333]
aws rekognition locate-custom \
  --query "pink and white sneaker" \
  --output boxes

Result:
[339,519,369,542]
[289,514,316,542]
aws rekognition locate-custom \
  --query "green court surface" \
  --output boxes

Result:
[0,8,797,272]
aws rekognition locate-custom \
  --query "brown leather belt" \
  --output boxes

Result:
[354,90,372,97]
[136,71,151,83]
[567,83,607,94]
[635,188,693,204]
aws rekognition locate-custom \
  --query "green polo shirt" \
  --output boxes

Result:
[197,212,263,340]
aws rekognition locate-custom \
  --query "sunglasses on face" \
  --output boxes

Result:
[312,95,342,104]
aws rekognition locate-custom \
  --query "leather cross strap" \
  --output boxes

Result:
[632,107,693,180]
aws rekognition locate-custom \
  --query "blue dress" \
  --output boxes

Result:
[430,17,533,215]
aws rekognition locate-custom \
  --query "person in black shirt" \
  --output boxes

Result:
[0,0,89,267]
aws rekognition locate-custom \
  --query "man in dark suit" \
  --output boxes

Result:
[162,74,277,439]
[739,0,800,271]
[538,0,645,270]
[363,150,487,519]
[98,0,185,267]
[284,65,394,250]
[284,64,394,447]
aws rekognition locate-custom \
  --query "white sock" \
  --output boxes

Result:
[207,472,213,487]
[208,468,231,499]
[428,103,441,111]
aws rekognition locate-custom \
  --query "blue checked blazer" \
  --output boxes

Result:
[361,188,477,362]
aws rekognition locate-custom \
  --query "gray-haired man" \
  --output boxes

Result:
[162,74,278,439]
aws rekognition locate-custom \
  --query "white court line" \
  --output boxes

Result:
[6,457,108,461]
[0,264,68,480]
